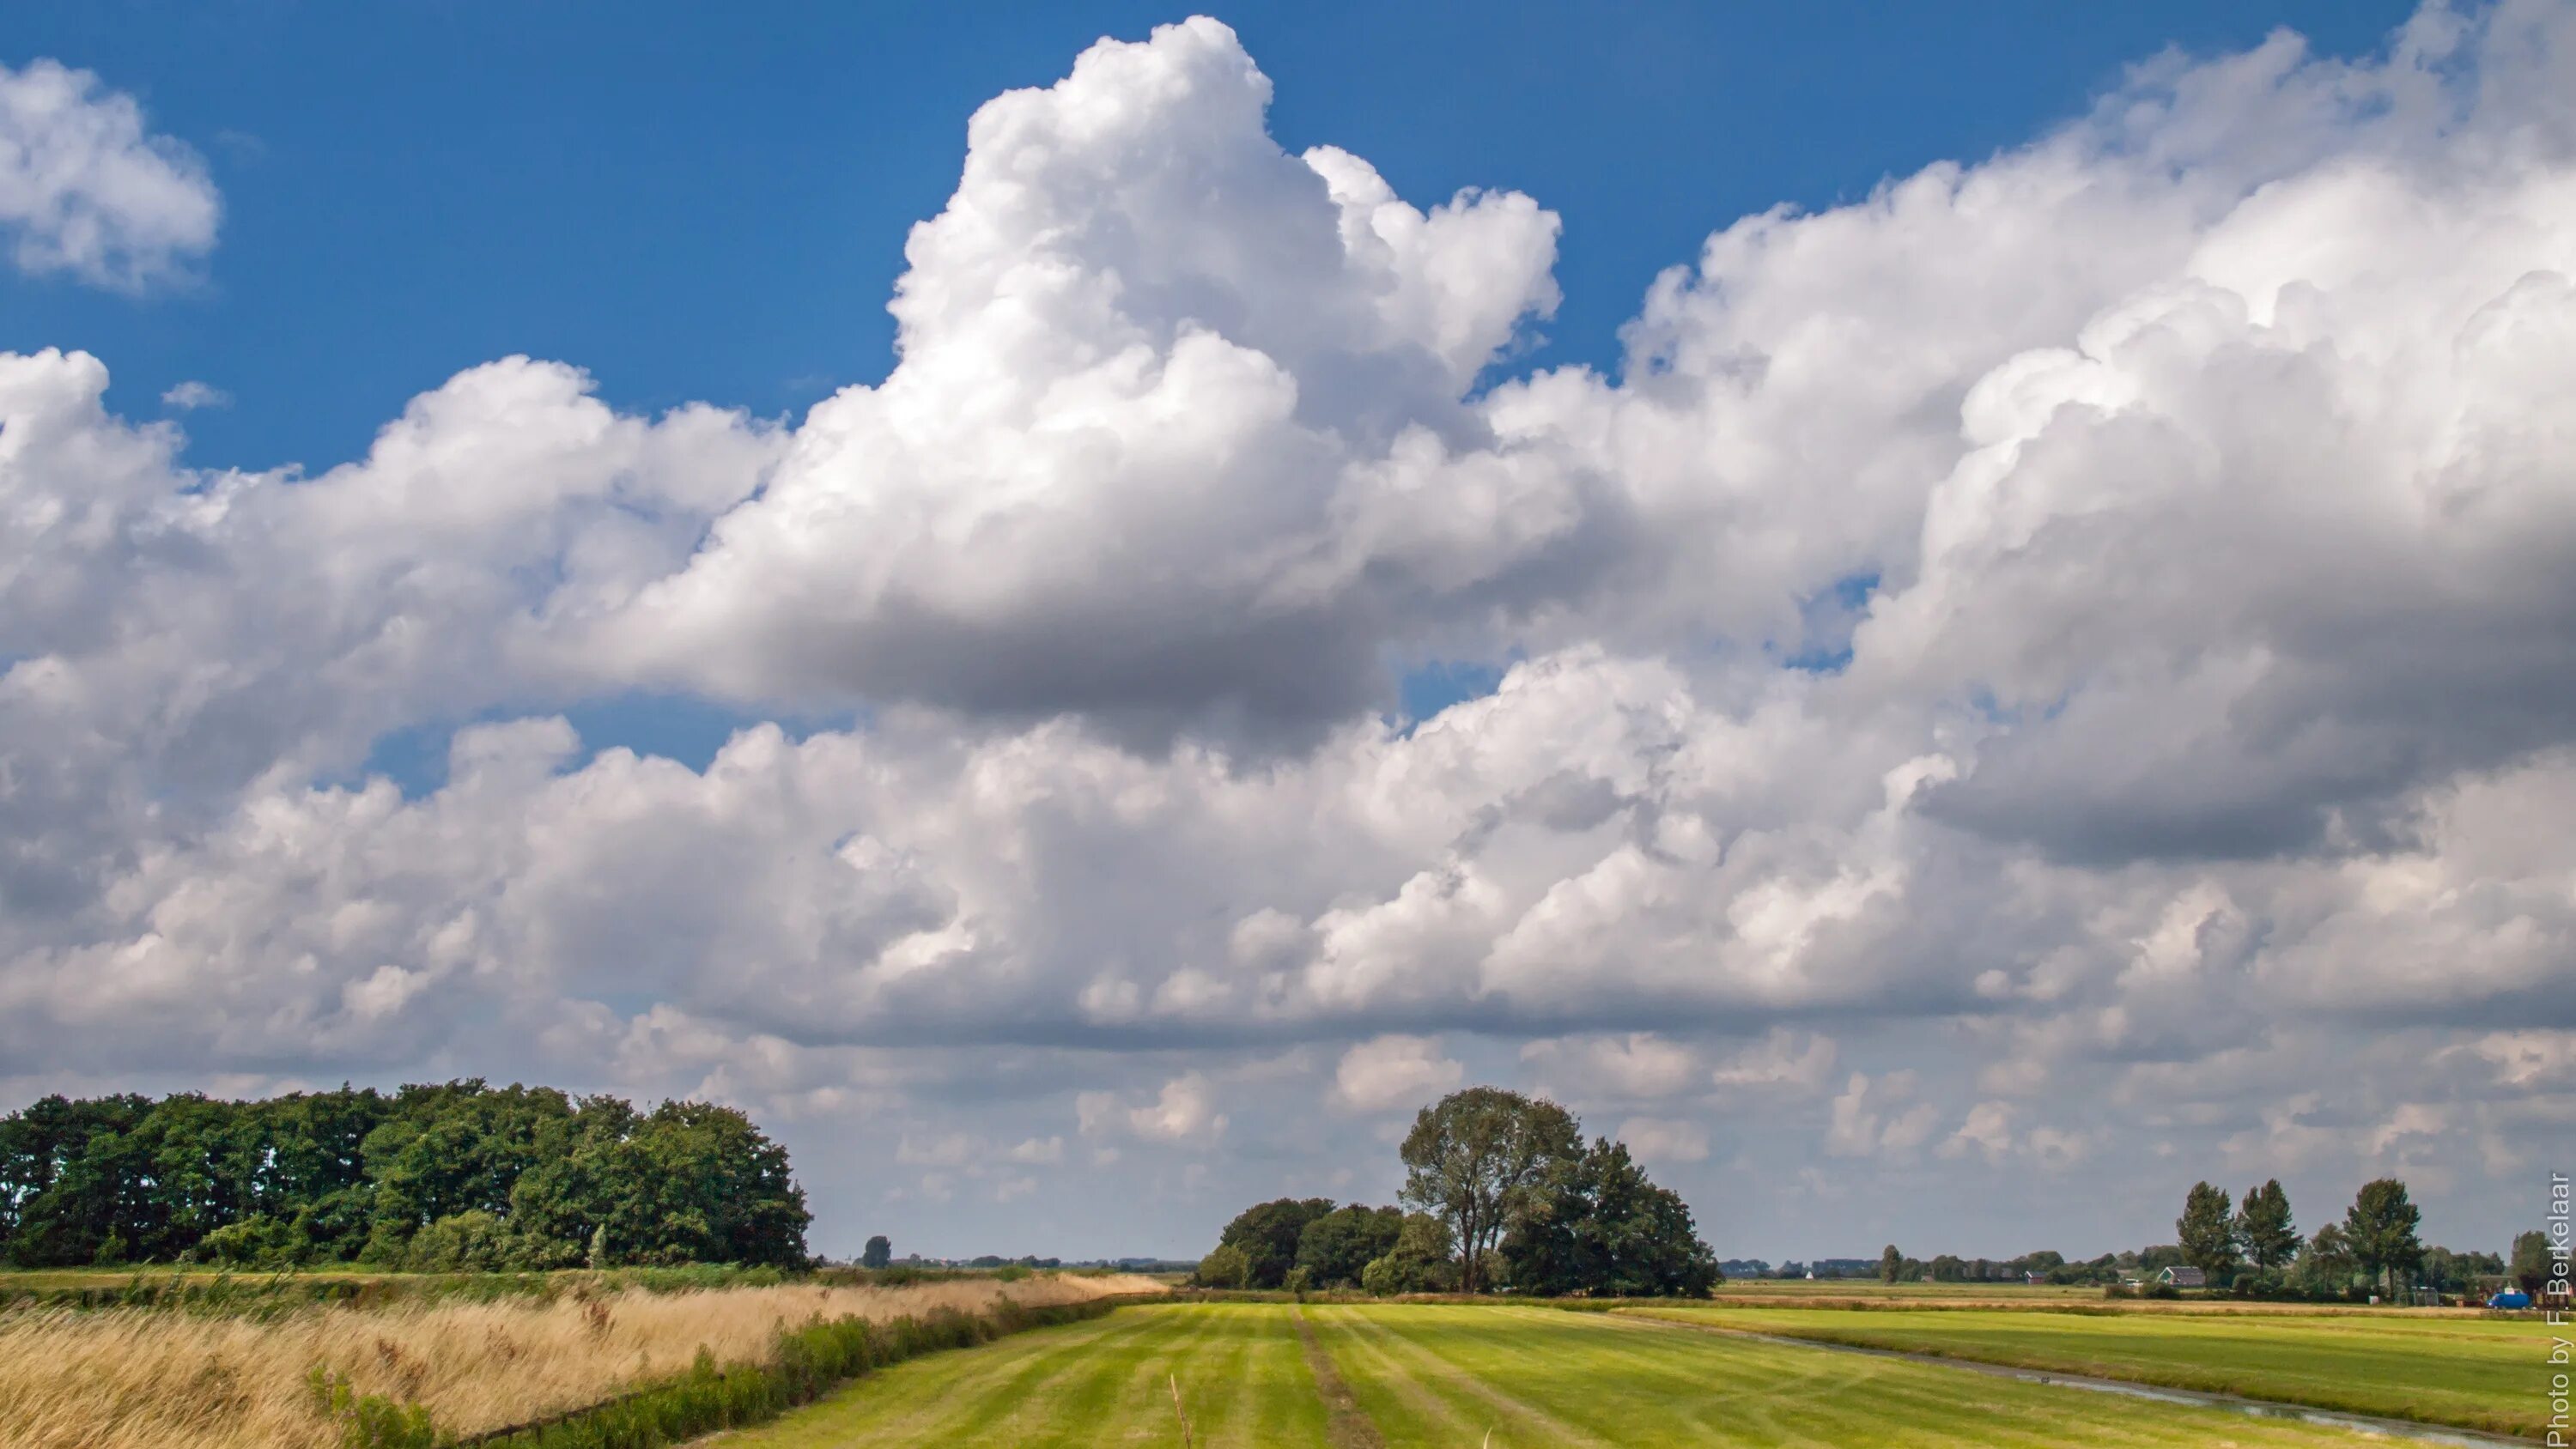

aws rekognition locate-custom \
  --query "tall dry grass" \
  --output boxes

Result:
[0,1271,1163,1449]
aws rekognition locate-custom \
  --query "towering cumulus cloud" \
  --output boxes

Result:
[2,4,2571,1251]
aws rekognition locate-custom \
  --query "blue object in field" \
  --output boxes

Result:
[2489,1290,2532,1308]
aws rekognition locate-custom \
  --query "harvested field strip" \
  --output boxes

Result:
[0,1271,1160,1449]
[1619,1304,2542,1440]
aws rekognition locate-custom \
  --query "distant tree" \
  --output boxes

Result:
[1498,1138,1719,1298]
[2510,1230,2551,1295]
[1195,1242,1250,1290]
[2418,1246,2498,1294]
[1296,1204,1403,1288]
[1217,1197,1339,1289]
[1360,1214,1457,1296]
[862,1234,892,1270]
[2342,1179,2422,1294]
[1878,1244,1903,1284]
[2136,1243,2186,1270]
[2177,1182,2238,1279]
[2292,1222,2357,1297]
[2233,1179,2300,1270]
[1399,1088,1582,1295]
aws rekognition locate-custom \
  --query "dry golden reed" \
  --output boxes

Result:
[0,1271,1163,1449]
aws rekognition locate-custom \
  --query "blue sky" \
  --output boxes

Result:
[8,2,2411,476]
[4,3,2565,1263]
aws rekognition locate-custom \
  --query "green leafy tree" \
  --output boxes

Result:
[2233,1179,2300,1269]
[862,1234,893,1270]
[2177,1181,2238,1278]
[1399,1088,1582,1294]
[1216,1197,1338,1289]
[0,1082,809,1269]
[2291,1222,2358,1297]
[1497,1138,1720,1298]
[1295,1204,1403,1288]
[2342,1178,2423,1294]
[2512,1230,2552,1294]
[1359,1215,1457,1295]
[1879,1244,1903,1283]
[1195,1242,1251,1289]
[2419,1246,2500,1294]
[197,1213,312,1267]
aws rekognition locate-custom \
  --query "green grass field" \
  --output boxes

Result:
[716,1301,2434,1446]
[1620,1304,2541,1440]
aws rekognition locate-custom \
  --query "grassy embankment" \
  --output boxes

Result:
[718,1300,2419,1446]
[0,1269,1161,1449]
[1619,1303,2542,1440]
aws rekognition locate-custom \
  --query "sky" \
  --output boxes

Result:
[1,0,2568,1264]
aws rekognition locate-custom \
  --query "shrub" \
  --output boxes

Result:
[198,1215,314,1268]
[1194,1244,1250,1289]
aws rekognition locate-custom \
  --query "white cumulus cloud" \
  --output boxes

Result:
[0,59,218,288]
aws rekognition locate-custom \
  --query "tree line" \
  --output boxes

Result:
[1860,1175,2518,1299]
[2172,1176,2517,1299]
[0,1082,811,1270]
[1197,1087,1720,1298]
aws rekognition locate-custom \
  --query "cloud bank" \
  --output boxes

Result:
[3,3,2572,1257]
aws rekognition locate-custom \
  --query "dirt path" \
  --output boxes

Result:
[1292,1307,1387,1449]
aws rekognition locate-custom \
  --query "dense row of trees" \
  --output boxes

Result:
[0,1082,811,1270]
[1199,1087,1719,1298]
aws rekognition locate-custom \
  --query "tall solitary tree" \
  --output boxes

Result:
[861,1234,892,1270]
[2233,1179,2300,1269]
[1399,1088,1581,1294]
[2342,1178,2423,1294]
[2176,1181,2239,1278]
[1879,1244,1904,1284]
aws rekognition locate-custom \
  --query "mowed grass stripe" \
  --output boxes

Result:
[1575,1307,2390,1448]
[1316,1304,2397,1447]
[1624,1304,2541,1440]
[713,1307,1154,1446]
[1316,1305,1615,1448]
[714,1303,1331,1447]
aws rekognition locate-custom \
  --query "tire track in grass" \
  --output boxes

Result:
[1292,1307,1386,1449]
[1195,1304,1333,1448]
[1303,1307,1492,1446]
